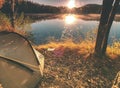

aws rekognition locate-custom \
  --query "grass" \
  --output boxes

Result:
[0,12,31,35]
[35,41,120,88]
[35,40,94,53]
[107,41,120,59]
[35,40,120,59]
[0,12,11,31]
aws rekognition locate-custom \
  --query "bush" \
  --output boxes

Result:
[0,12,11,31]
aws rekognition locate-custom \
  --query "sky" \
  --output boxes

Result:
[28,0,102,7]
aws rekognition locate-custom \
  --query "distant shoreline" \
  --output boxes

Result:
[25,13,120,22]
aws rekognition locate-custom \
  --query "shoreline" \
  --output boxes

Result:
[25,13,120,22]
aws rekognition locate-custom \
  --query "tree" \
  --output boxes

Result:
[95,0,120,56]
[101,0,120,53]
[10,0,15,28]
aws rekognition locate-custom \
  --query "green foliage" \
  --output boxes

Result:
[1,0,61,14]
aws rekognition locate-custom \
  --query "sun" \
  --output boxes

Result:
[67,0,75,9]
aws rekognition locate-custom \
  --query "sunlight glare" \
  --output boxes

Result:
[67,0,75,9]
[65,15,76,24]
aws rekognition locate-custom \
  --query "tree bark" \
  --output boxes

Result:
[11,0,15,28]
[101,0,120,54]
[95,0,114,55]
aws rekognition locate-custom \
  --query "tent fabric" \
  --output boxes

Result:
[0,31,44,88]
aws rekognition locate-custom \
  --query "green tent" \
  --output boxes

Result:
[0,31,44,88]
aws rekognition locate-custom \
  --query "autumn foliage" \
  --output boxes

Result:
[0,0,4,8]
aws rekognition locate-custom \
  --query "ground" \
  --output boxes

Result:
[35,41,120,88]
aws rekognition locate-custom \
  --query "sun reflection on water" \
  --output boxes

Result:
[65,14,76,24]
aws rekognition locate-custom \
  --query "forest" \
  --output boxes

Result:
[1,0,120,14]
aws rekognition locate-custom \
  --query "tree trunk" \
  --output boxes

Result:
[101,0,120,54]
[11,0,15,28]
[95,0,114,55]
[95,0,114,56]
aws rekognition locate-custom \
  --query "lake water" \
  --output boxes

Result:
[26,14,120,45]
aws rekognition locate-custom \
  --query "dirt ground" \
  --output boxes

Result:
[37,47,120,88]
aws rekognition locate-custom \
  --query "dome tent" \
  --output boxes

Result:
[0,31,44,88]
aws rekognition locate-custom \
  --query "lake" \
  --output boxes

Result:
[25,14,120,45]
